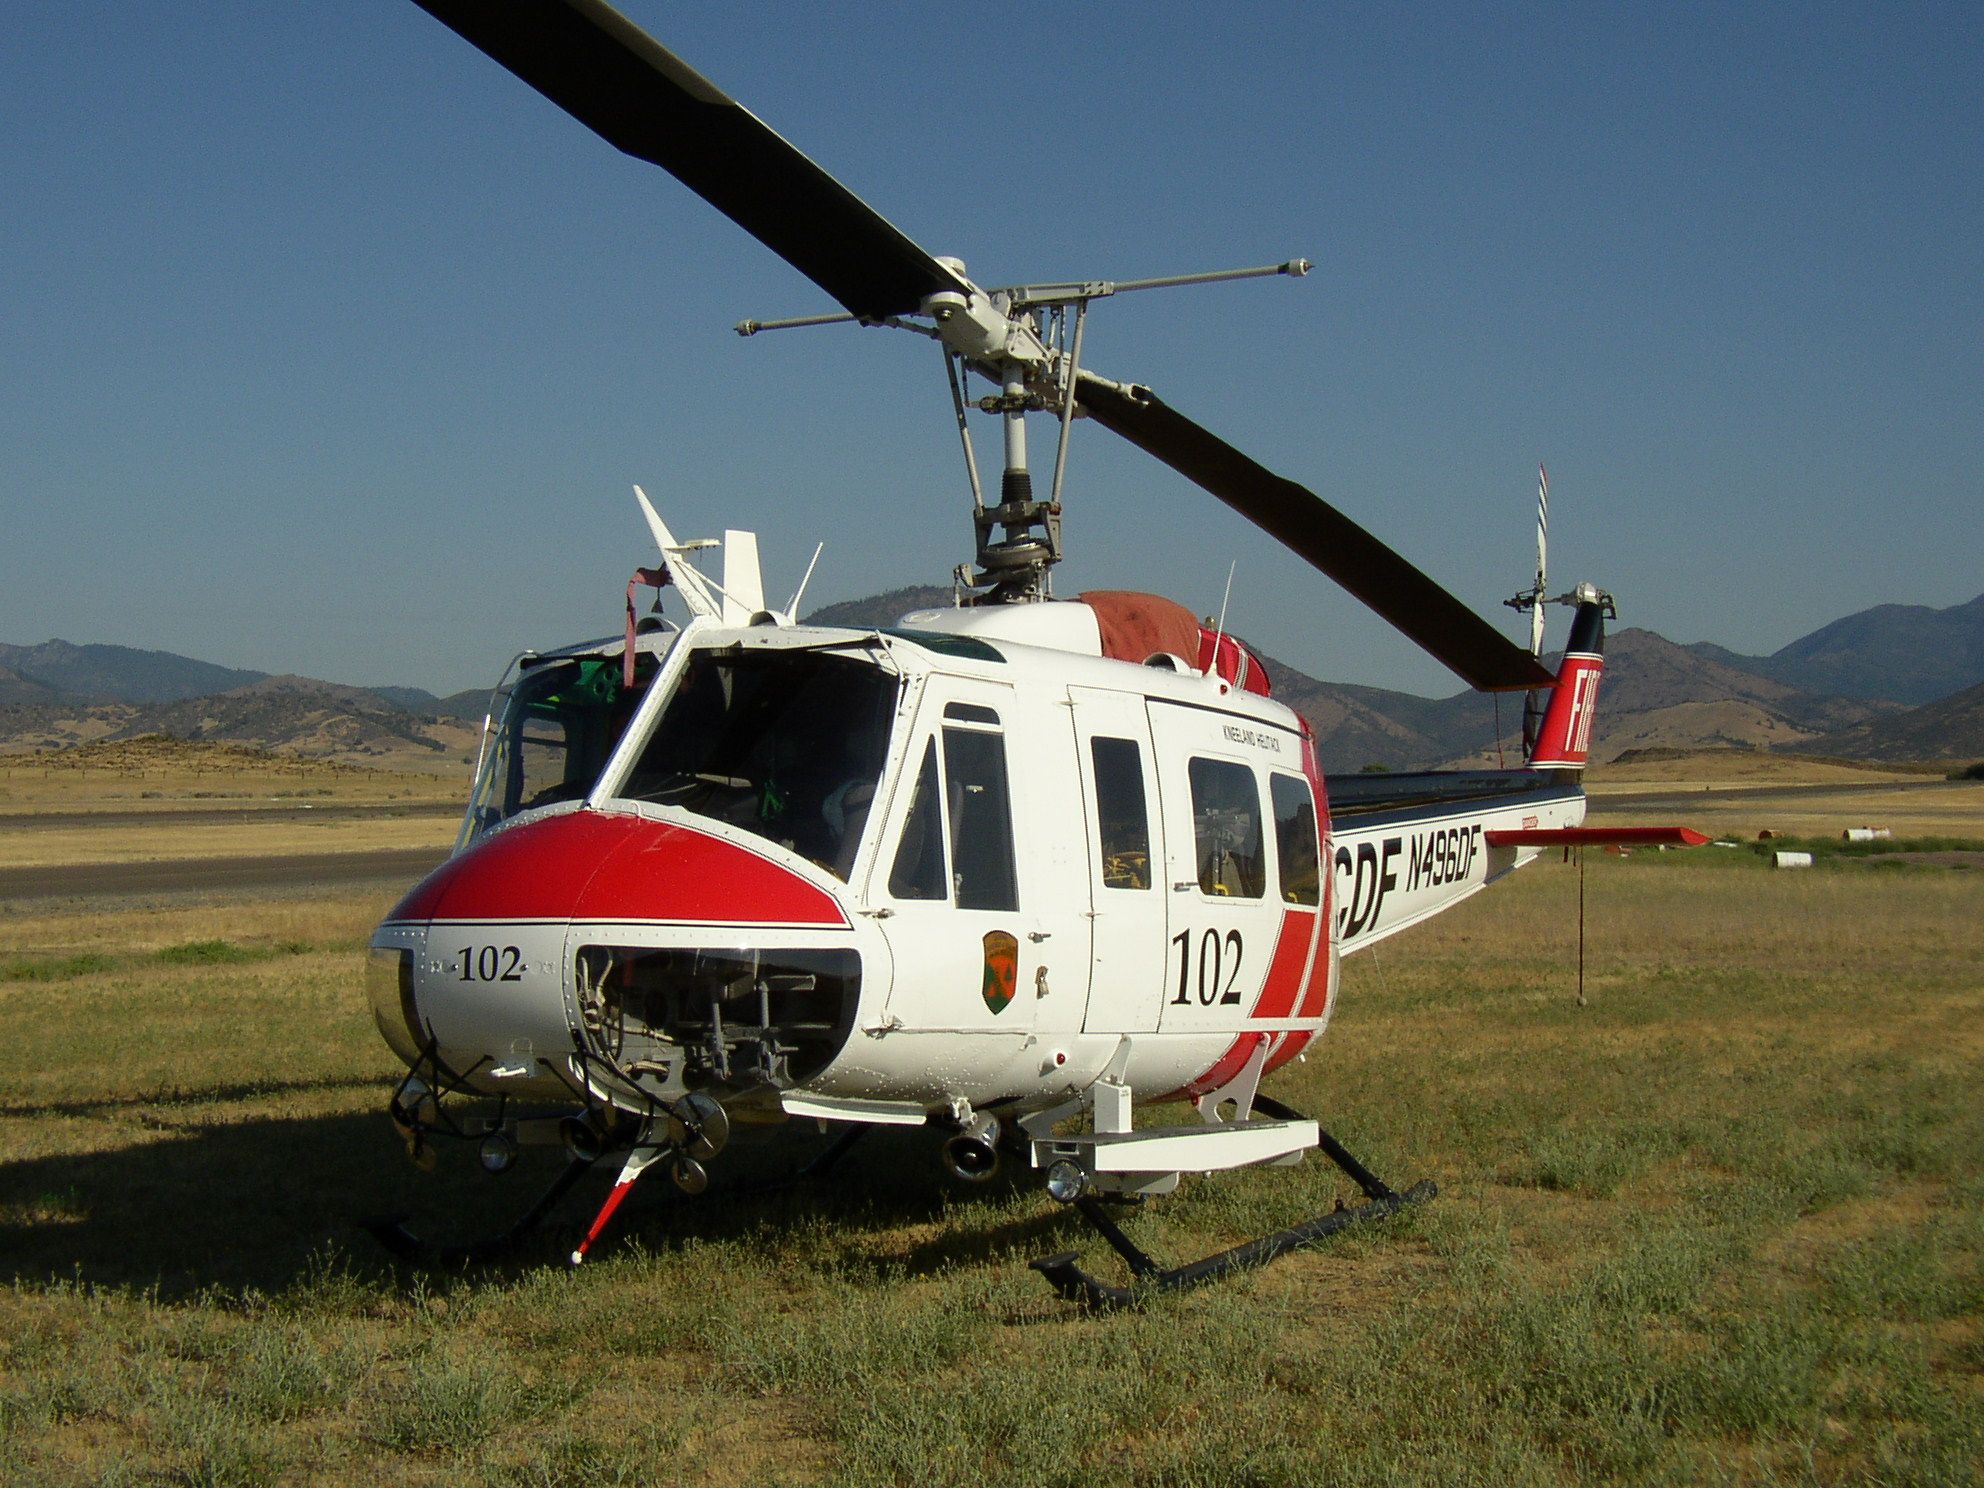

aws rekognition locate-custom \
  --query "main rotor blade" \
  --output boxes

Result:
[408,0,967,321]
[1076,374,1555,693]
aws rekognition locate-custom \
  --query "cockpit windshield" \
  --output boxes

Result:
[460,652,656,849]
[617,646,898,880]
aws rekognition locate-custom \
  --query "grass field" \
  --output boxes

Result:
[1,776,1980,1484]
[0,740,461,873]
[1591,784,1984,845]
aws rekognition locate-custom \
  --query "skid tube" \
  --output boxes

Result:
[362,1121,873,1268]
[1030,1100,1435,1308]
[364,1154,598,1266]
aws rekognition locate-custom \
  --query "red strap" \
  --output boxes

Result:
[623,566,669,688]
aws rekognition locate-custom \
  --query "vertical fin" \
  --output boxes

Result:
[1528,594,1606,770]
[720,529,766,623]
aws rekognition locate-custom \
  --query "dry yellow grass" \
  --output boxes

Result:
[0,741,464,815]
[0,814,458,871]
[0,892,392,960]
[1585,748,1946,788]
[0,739,464,870]
[1586,777,1984,840]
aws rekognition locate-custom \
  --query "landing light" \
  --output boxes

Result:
[1045,1160,1088,1204]
[478,1130,518,1174]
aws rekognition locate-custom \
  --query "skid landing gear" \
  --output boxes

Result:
[1029,1094,1435,1308]
[363,1100,870,1268]
[364,1154,598,1266]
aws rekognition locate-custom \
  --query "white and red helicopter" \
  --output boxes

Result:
[365,0,1701,1304]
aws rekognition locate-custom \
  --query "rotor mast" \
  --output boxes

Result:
[739,257,1313,601]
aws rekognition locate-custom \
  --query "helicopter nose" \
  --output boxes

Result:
[370,807,851,1089]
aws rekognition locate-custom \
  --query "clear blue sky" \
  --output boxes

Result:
[4,1,1978,697]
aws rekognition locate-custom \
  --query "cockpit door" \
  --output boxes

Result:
[862,675,1086,1040]
[1068,687,1168,1034]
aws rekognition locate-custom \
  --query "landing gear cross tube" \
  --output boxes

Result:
[1030,1101,1435,1308]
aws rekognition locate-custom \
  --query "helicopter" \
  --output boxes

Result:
[364,0,1702,1305]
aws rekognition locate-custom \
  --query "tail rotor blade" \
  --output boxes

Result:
[1531,462,1550,657]
[408,0,967,321]
[1076,373,1554,693]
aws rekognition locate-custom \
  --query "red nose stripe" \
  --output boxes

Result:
[385,811,846,927]
[577,818,847,926]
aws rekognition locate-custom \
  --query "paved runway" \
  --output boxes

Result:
[1,804,455,832]
[1589,777,1969,812]
[0,847,447,902]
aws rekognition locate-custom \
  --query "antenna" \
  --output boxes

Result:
[1207,560,1238,677]
[784,542,824,619]
[632,486,720,619]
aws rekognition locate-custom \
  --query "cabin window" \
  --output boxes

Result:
[616,646,897,879]
[888,739,948,900]
[1090,736,1151,890]
[1187,757,1265,899]
[1270,773,1321,906]
[942,724,1019,912]
[887,713,1021,911]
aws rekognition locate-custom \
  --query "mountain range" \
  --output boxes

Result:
[1683,593,1984,706]
[4,591,1981,772]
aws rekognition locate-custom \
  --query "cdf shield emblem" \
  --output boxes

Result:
[981,930,1018,1015]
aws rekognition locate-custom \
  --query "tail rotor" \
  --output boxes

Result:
[1506,467,1615,770]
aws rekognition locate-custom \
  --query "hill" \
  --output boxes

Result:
[0,639,267,704]
[106,676,452,757]
[0,637,484,720]
[1568,628,1891,760]
[4,585,1974,772]
[1274,628,1892,772]
[0,663,60,709]
[1686,592,1984,705]
[1799,679,1984,764]
[0,677,483,772]
[805,585,953,630]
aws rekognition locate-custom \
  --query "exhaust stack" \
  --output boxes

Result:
[942,1113,1003,1183]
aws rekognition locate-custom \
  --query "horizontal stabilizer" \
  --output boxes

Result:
[1484,827,1710,848]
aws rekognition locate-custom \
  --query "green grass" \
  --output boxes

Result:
[0,858,1979,1484]
[0,952,116,982]
[3,940,315,983]
[1615,834,1984,874]
[1748,833,1984,862]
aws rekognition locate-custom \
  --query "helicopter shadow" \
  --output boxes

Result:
[0,1104,1077,1301]
[620,1123,1084,1282]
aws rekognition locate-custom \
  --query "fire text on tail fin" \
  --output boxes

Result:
[1528,584,1613,770]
